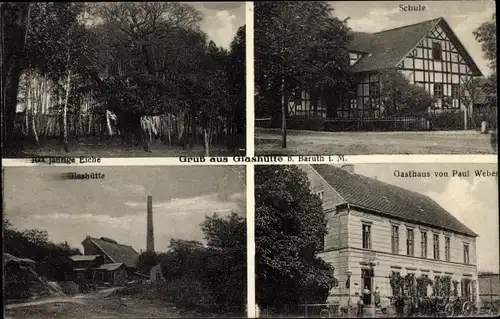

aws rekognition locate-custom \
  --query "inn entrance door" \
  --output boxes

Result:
[362,269,374,305]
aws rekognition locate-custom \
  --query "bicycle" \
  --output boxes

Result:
[444,297,474,317]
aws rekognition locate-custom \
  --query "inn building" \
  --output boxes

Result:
[300,164,479,307]
[287,17,482,123]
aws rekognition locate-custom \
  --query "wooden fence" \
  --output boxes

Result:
[257,112,494,132]
[283,116,432,132]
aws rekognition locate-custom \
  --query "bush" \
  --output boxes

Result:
[59,281,79,295]
[428,111,464,130]
[163,276,215,311]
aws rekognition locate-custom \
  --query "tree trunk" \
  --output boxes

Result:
[204,128,210,157]
[464,106,468,130]
[74,99,80,140]
[2,3,30,156]
[167,113,172,146]
[88,106,92,137]
[63,69,71,153]
[24,89,29,136]
[281,75,287,149]
[188,111,194,149]
[30,74,39,146]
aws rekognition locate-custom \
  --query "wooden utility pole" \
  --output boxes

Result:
[464,104,468,130]
[281,76,287,148]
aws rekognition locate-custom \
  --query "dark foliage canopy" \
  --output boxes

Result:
[255,166,337,311]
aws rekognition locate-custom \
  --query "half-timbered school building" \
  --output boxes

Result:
[287,17,483,131]
[300,164,479,309]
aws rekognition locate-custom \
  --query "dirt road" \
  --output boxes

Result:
[5,287,122,310]
[3,287,205,319]
[5,296,86,309]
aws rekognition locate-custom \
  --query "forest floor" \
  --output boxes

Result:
[4,288,243,318]
[5,137,241,158]
[255,128,498,155]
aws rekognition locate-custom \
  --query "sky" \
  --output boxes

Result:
[330,0,496,76]
[342,163,499,273]
[189,2,246,49]
[4,166,246,254]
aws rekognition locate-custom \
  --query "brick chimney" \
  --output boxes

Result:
[341,164,355,173]
[146,195,154,252]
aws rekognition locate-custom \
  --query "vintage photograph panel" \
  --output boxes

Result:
[254,163,499,318]
[3,166,247,318]
[254,1,497,155]
[2,2,246,158]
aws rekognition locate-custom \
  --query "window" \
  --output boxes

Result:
[432,42,442,61]
[362,224,371,249]
[433,234,440,260]
[422,274,429,296]
[434,83,443,98]
[316,191,324,202]
[391,271,401,296]
[461,279,471,300]
[464,244,470,264]
[391,225,399,254]
[319,235,325,252]
[421,231,428,258]
[451,84,460,99]
[370,82,380,99]
[407,229,415,256]
[445,237,451,261]
[349,52,359,66]
[435,276,441,296]
[350,99,357,109]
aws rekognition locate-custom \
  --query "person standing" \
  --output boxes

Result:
[356,293,364,317]
[374,286,381,307]
[380,296,390,315]
[362,286,372,305]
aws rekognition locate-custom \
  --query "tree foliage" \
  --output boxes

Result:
[136,251,160,274]
[255,165,336,310]
[473,12,497,117]
[2,2,246,154]
[228,26,246,145]
[378,68,435,116]
[3,219,81,281]
[255,1,353,119]
[158,213,246,314]
[473,12,496,70]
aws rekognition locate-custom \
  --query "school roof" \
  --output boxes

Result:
[83,237,139,268]
[347,17,482,76]
[311,164,477,237]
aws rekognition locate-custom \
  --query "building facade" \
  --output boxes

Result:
[74,236,140,281]
[287,17,482,122]
[300,164,479,308]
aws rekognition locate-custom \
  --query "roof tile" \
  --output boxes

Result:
[348,18,441,72]
[311,164,477,237]
[347,17,481,76]
[87,237,139,267]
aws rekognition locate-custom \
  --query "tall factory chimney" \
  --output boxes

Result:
[146,195,155,252]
